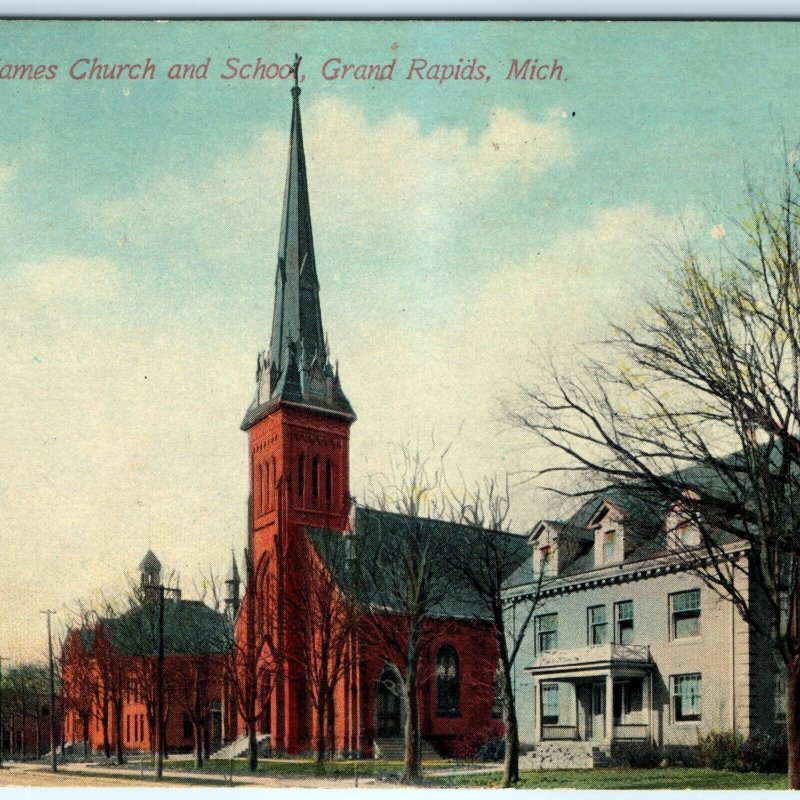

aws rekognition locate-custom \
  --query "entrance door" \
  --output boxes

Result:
[590,683,605,741]
[376,665,403,738]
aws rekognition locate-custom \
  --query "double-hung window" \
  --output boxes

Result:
[672,673,702,722]
[615,600,634,644]
[776,671,787,722]
[541,683,559,725]
[588,605,608,645]
[603,530,617,562]
[536,613,558,653]
[671,588,701,639]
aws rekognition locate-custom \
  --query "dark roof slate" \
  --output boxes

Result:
[307,505,530,622]
[100,600,232,657]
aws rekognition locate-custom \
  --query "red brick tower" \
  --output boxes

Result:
[240,57,355,753]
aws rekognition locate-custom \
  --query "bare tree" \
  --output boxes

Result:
[511,157,800,787]
[223,505,279,772]
[283,531,359,769]
[61,627,95,759]
[355,511,453,783]
[443,476,543,787]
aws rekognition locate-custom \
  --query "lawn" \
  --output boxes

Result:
[174,759,788,789]
[427,767,788,790]
[170,757,448,779]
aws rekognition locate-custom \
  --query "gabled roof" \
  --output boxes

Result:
[306,505,530,622]
[96,600,232,657]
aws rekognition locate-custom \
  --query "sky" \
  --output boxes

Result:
[2,20,800,662]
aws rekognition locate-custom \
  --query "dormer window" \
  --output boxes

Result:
[589,501,625,567]
[531,522,561,577]
[603,531,617,563]
[540,545,553,576]
[667,490,703,550]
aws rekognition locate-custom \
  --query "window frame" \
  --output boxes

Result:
[536,612,558,654]
[775,670,787,722]
[671,673,702,723]
[435,644,460,718]
[602,529,617,563]
[588,605,608,646]
[541,683,559,725]
[615,600,634,645]
[670,588,701,640]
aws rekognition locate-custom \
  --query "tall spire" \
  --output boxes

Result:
[243,56,354,431]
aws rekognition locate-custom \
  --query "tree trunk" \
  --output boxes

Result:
[248,724,258,772]
[788,655,800,789]
[102,702,111,759]
[502,671,520,787]
[402,659,420,784]
[82,715,89,760]
[315,693,326,768]
[194,723,203,768]
[115,700,124,764]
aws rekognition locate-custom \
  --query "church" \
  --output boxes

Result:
[233,68,528,759]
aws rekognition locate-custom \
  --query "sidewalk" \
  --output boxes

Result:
[0,758,503,788]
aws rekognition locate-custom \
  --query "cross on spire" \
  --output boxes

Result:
[293,53,301,88]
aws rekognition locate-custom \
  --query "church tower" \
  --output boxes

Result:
[240,57,355,752]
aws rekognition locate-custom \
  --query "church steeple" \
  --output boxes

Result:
[243,55,354,431]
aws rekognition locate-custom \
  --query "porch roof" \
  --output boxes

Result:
[528,643,652,678]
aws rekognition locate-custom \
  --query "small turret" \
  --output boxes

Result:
[224,550,241,619]
[139,549,162,603]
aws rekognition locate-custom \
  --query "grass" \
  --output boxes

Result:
[427,766,788,790]
[169,757,449,779]
[172,758,788,789]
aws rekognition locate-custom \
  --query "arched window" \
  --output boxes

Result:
[325,458,332,507]
[271,456,277,510]
[256,463,263,514]
[311,455,320,505]
[268,461,270,511]
[492,667,504,719]
[436,645,460,717]
[297,452,305,501]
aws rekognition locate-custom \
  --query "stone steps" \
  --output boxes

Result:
[211,733,271,760]
[373,737,439,761]
[521,741,612,770]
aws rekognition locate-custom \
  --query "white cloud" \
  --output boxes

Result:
[343,205,695,520]
[96,97,574,265]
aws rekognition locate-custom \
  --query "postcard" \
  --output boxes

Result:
[0,19,798,792]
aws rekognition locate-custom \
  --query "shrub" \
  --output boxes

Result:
[736,732,787,774]
[696,729,787,774]
[448,727,504,761]
[697,730,742,771]
[475,738,505,762]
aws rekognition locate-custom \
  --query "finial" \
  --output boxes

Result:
[292,54,302,96]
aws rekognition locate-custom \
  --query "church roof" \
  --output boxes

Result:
[91,600,232,657]
[243,58,354,430]
[307,505,530,622]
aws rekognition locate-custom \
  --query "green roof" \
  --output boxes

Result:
[101,599,232,657]
[307,505,530,622]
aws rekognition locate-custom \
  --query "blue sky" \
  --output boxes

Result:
[1,21,798,660]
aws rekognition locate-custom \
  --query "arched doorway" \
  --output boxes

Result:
[375,664,405,738]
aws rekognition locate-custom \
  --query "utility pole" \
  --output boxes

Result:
[154,585,179,780]
[0,656,5,769]
[41,610,57,773]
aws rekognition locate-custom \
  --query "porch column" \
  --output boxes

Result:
[533,677,541,745]
[604,673,613,744]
